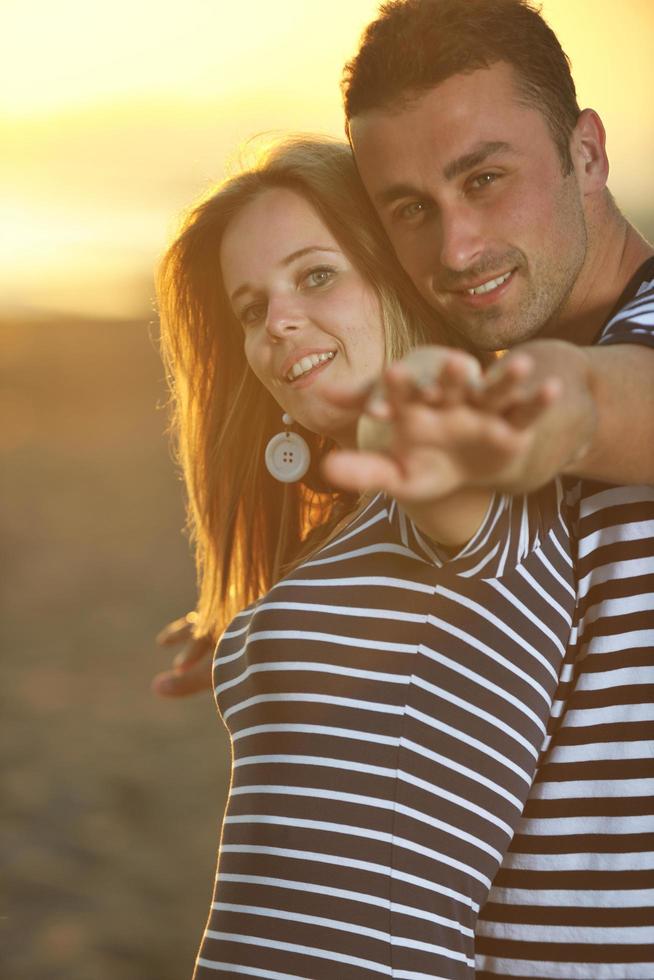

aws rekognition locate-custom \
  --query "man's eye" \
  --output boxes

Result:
[303,266,336,287]
[397,201,426,221]
[470,172,500,190]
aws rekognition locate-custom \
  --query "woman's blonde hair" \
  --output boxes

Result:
[157,135,444,639]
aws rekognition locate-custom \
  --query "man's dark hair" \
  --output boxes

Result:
[342,0,580,173]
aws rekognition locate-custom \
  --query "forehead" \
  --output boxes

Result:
[220,187,338,287]
[350,63,550,195]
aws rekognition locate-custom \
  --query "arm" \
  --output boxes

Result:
[482,340,654,490]
[152,613,213,697]
[322,347,554,546]
[564,343,654,485]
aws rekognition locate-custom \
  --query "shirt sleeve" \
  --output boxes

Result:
[597,278,654,348]
[395,477,568,580]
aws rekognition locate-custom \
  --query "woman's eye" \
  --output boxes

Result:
[303,266,336,288]
[240,302,266,327]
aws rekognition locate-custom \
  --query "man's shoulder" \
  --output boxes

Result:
[596,256,654,347]
[563,474,654,546]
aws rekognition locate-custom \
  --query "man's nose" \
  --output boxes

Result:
[438,203,486,274]
[265,295,303,339]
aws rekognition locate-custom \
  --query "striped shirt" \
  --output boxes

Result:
[475,258,654,977]
[195,476,575,979]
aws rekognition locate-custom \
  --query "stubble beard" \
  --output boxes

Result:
[455,250,585,352]
[430,179,589,352]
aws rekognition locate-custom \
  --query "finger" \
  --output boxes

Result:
[388,401,527,458]
[364,385,394,420]
[151,660,213,698]
[383,367,446,419]
[321,449,403,495]
[380,401,475,448]
[505,376,562,429]
[435,355,483,405]
[155,612,198,646]
[384,361,429,406]
[475,354,534,412]
[386,351,480,409]
[318,379,376,410]
[324,443,461,501]
[172,632,215,669]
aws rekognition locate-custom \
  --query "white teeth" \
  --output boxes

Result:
[468,271,511,295]
[287,350,335,381]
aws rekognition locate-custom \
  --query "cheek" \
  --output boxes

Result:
[388,229,433,282]
[357,291,387,369]
[242,335,256,372]
[507,172,566,237]
[243,336,270,390]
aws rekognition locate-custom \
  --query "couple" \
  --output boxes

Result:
[155,1,654,976]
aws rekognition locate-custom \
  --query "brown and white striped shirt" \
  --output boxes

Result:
[195,261,654,978]
[195,476,575,977]
[476,257,654,978]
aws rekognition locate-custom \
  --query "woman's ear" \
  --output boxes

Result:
[571,108,610,194]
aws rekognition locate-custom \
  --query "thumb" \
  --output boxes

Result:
[151,662,213,698]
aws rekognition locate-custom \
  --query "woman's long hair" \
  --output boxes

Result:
[157,135,445,640]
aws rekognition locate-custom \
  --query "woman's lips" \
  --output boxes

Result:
[286,352,337,389]
[280,347,336,380]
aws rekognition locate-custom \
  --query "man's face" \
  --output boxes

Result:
[349,63,588,351]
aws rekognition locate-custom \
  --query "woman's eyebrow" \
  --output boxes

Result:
[230,246,340,304]
[280,245,340,268]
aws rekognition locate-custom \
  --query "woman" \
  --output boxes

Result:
[157,136,574,978]
[158,135,489,647]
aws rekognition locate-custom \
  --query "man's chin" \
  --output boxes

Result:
[447,310,518,352]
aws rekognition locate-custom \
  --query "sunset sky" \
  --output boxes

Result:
[3,0,653,319]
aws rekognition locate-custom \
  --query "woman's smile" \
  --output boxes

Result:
[282,348,337,384]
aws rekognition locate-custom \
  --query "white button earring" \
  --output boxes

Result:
[264,413,311,483]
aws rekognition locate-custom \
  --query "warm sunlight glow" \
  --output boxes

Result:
[2,0,653,319]
[2,0,379,118]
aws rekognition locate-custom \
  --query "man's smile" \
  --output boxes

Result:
[465,270,513,295]
[441,269,517,309]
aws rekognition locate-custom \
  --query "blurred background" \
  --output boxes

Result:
[2,1,653,977]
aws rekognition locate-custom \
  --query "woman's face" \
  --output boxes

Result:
[220,187,386,447]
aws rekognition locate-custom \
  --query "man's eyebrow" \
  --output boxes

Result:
[374,141,514,208]
[443,141,513,181]
[229,246,340,304]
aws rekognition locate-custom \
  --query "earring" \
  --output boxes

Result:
[264,413,311,483]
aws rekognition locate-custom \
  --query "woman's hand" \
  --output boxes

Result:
[152,613,214,698]
[321,345,563,502]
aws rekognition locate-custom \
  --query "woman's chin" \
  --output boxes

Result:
[295,415,356,449]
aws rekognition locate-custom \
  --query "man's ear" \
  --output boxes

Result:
[570,108,609,194]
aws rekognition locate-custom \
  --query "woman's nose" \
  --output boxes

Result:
[265,295,303,339]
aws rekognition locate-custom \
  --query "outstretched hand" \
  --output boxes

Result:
[322,346,562,501]
[152,612,214,698]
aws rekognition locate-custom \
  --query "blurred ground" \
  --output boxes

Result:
[1,316,231,979]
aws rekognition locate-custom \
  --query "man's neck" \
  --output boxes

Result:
[546,204,653,347]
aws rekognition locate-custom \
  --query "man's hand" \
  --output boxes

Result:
[152,613,214,697]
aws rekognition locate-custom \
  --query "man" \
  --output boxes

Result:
[332,0,653,975]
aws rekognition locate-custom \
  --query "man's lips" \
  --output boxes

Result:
[446,269,516,307]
